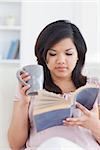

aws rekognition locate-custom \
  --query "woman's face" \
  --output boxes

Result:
[46,38,78,80]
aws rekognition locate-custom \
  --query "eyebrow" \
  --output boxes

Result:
[49,48,73,52]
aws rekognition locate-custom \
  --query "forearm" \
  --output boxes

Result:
[8,101,29,150]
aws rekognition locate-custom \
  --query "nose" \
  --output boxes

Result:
[56,54,66,64]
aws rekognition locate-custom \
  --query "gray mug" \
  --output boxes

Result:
[16,64,44,95]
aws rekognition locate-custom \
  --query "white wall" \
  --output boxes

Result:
[79,1,99,63]
[0,63,20,149]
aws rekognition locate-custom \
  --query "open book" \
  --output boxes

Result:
[33,84,100,132]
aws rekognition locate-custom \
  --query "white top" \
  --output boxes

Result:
[14,77,100,150]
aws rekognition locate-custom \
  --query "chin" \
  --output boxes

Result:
[56,74,70,78]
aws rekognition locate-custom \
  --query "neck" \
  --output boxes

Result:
[53,77,76,93]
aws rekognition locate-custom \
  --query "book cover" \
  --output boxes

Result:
[33,84,100,132]
[6,39,20,59]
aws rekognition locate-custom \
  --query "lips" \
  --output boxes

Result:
[55,66,67,72]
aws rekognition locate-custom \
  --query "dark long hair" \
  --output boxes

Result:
[35,20,87,94]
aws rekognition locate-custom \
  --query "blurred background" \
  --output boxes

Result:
[0,0,100,149]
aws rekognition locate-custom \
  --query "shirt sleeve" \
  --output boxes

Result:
[87,77,100,105]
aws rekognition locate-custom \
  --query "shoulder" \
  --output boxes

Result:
[86,77,100,87]
[87,77,100,106]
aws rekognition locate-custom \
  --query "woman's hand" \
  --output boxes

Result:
[63,102,99,131]
[18,72,31,104]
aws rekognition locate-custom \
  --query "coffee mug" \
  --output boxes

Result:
[16,64,44,95]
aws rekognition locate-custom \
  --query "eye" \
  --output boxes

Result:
[49,53,56,56]
[65,53,73,56]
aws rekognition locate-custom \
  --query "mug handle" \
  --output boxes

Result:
[16,69,28,86]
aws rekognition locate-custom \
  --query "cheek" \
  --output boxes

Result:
[46,54,51,64]
[46,57,53,71]
[46,55,55,65]
[46,63,53,74]
[68,56,78,67]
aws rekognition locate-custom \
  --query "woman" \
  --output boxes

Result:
[8,20,100,150]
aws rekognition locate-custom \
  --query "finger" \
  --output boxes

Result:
[76,102,90,117]
[22,75,31,82]
[21,85,30,95]
[63,120,81,126]
[63,121,75,126]
[20,72,29,78]
[19,75,31,88]
[19,81,27,89]
[66,118,80,122]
